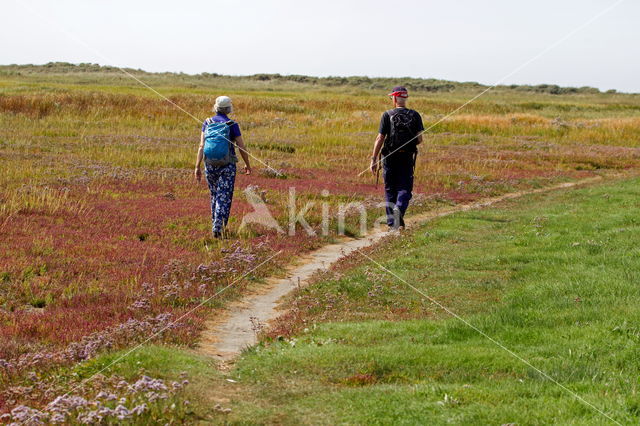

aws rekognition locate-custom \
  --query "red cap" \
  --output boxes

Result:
[388,86,408,98]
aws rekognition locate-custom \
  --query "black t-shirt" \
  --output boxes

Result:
[378,107,424,138]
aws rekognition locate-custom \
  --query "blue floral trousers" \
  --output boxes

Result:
[204,162,237,234]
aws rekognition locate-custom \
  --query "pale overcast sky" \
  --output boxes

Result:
[2,0,638,92]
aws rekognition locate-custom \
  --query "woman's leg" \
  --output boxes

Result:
[212,163,237,234]
[205,163,222,235]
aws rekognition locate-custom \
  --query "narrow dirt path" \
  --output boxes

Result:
[197,176,603,361]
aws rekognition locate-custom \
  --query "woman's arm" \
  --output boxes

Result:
[234,136,252,175]
[194,131,205,182]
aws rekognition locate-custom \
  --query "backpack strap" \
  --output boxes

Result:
[382,111,393,154]
[386,109,401,135]
[204,118,236,131]
[205,118,235,125]
[385,109,396,132]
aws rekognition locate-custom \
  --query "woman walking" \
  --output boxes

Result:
[194,96,252,238]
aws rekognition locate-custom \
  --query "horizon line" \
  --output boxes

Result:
[2,61,636,95]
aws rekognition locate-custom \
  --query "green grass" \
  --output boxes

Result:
[187,176,640,424]
[75,344,215,382]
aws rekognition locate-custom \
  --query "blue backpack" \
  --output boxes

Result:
[203,118,236,166]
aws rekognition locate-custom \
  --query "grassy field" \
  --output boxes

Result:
[241,176,640,424]
[73,176,640,425]
[1,64,640,421]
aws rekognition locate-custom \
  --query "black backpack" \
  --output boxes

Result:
[383,108,417,154]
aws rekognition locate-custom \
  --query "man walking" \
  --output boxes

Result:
[370,86,424,230]
[195,96,252,238]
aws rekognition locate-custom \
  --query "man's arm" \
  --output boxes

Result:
[194,132,205,182]
[370,111,390,174]
[415,112,424,145]
[370,133,385,174]
[234,136,252,175]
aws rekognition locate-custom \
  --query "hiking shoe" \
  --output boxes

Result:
[213,231,222,239]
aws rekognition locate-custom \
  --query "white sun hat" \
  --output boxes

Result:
[214,96,233,112]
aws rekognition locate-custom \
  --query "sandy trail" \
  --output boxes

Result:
[196,176,603,361]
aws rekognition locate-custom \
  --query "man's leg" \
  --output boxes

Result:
[383,166,399,227]
[395,166,414,227]
[212,163,237,234]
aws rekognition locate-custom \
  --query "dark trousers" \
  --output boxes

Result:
[383,152,415,228]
